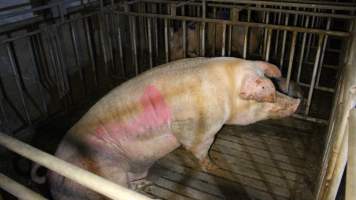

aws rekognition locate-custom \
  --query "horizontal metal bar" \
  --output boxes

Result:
[113,11,351,37]
[0,132,152,200]
[0,173,47,200]
[128,0,355,19]
[292,113,328,124]
[132,0,356,11]
[299,82,335,93]
[0,1,63,19]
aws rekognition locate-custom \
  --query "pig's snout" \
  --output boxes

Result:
[270,92,301,118]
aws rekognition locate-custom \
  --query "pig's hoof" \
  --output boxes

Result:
[200,158,219,172]
[130,179,153,191]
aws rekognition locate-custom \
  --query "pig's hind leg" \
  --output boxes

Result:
[128,169,153,191]
[190,136,219,172]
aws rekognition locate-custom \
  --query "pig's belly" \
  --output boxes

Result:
[89,126,180,164]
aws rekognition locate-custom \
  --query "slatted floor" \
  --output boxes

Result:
[141,119,324,200]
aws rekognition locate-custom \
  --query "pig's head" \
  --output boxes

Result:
[226,60,300,125]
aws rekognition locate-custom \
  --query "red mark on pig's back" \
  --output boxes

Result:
[94,85,171,141]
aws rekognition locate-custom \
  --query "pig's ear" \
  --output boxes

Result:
[239,74,276,103]
[253,61,281,78]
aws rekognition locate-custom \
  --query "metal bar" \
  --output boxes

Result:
[0,89,9,132]
[297,16,310,83]
[286,31,297,91]
[135,0,356,16]
[273,9,282,56]
[305,34,324,115]
[316,17,332,87]
[0,132,152,200]
[113,11,350,37]
[263,12,270,57]
[279,14,289,68]
[292,113,328,124]
[28,37,48,115]
[131,16,138,74]
[227,25,232,56]
[115,15,125,76]
[221,24,226,56]
[182,7,187,58]
[305,10,316,62]
[164,18,169,62]
[347,109,356,200]
[0,173,47,200]
[69,22,85,92]
[6,43,31,124]
[200,0,206,56]
[299,82,334,93]
[98,14,109,76]
[84,18,98,87]
[147,18,153,68]
[264,29,272,61]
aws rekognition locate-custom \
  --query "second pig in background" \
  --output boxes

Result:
[169,8,263,60]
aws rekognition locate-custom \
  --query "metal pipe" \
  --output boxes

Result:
[147,18,153,68]
[279,14,289,68]
[113,11,350,37]
[164,18,169,62]
[297,16,310,83]
[131,16,138,74]
[264,29,272,61]
[27,37,48,115]
[200,0,206,56]
[115,15,125,76]
[273,9,282,56]
[347,108,356,199]
[135,0,356,16]
[70,22,85,92]
[286,31,297,91]
[316,17,331,87]
[0,173,47,200]
[221,24,226,56]
[6,43,31,124]
[292,113,328,124]
[0,132,152,200]
[84,18,98,87]
[298,82,334,93]
[227,25,232,56]
[305,34,324,115]
[262,11,270,57]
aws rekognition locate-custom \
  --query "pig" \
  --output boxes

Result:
[169,23,200,61]
[169,22,262,61]
[48,57,300,200]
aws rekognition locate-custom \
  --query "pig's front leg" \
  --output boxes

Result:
[190,136,219,172]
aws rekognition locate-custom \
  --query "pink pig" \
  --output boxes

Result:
[49,57,300,200]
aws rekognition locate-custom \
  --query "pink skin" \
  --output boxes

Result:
[95,85,172,141]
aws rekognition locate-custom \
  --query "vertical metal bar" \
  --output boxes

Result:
[200,0,206,56]
[84,17,98,87]
[286,31,297,91]
[221,24,226,56]
[70,22,86,95]
[0,91,8,132]
[28,37,48,115]
[279,13,289,68]
[164,18,169,63]
[297,16,310,83]
[273,9,282,56]
[147,17,153,68]
[263,12,270,57]
[6,43,31,124]
[316,17,331,87]
[131,16,138,74]
[115,15,125,76]
[264,29,272,62]
[182,6,187,57]
[227,25,232,56]
[305,8,316,61]
[305,34,324,115]
[212,7,217,55]
[98,14,109,76]
[243,9,251,59]
[153,4,159,59]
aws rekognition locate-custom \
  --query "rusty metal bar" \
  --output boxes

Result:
[305,34,325,115]
[264,29,272,61]
[200,0,206,56]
